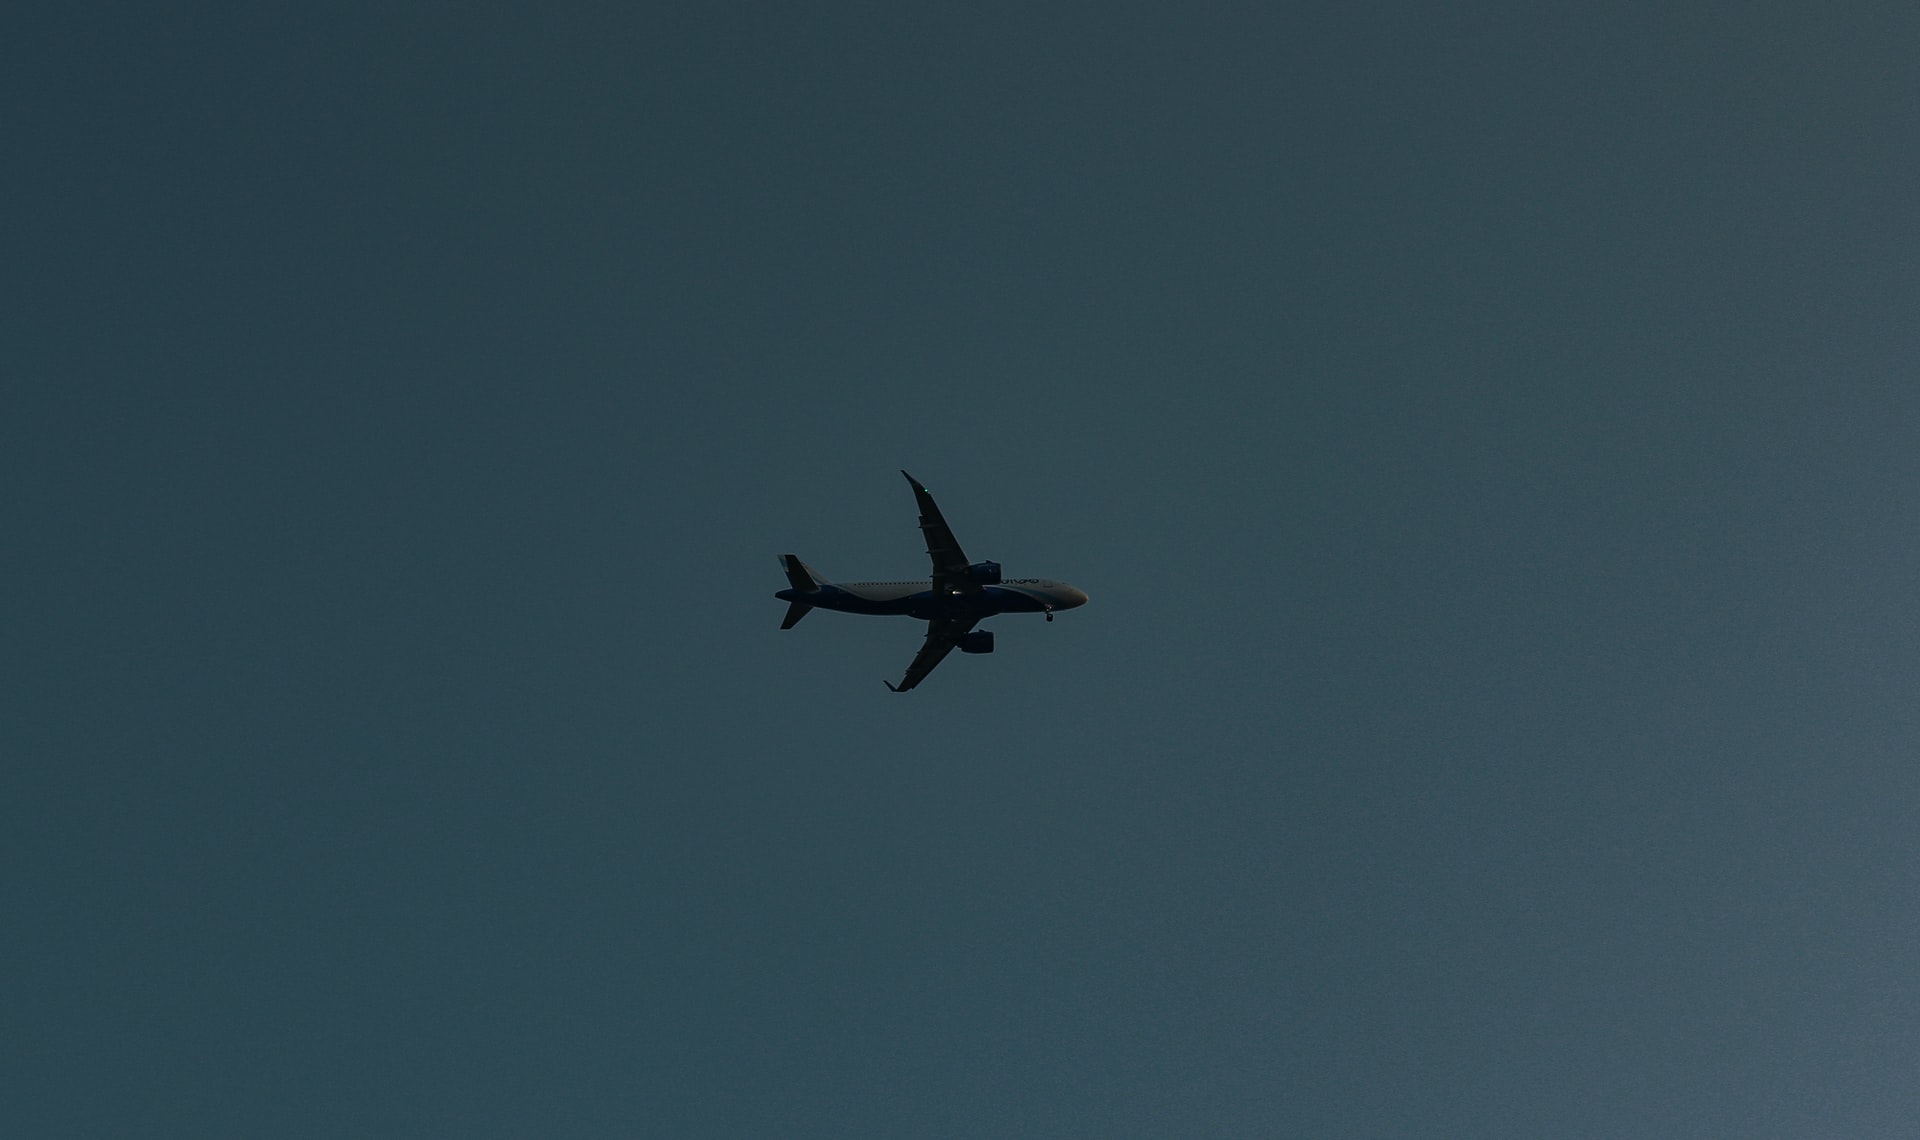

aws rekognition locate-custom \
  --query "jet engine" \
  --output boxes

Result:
[959,630,995,655]
[966,560,1003,586]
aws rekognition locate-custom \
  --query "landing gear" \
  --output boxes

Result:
[1044,605,1054,623]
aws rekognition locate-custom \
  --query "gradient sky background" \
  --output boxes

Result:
[8,4,1920,1137]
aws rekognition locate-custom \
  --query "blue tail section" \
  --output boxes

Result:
[777,554,823,628]
[780,554,827,591]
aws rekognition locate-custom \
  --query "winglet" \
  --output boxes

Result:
[883,680,904,692]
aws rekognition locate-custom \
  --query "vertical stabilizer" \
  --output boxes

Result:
[780,554,828,591]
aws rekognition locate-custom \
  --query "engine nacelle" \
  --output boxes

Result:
[959,630,995,655]
[966,560,1003,586]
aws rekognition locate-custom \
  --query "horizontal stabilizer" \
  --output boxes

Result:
[780,600,813,630]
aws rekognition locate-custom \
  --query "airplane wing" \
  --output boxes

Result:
[883,615,979,692]
[901,470,976,593]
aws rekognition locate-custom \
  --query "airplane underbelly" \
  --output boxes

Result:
[902,587,1046,619]
[832,584,935,616]
[982,586,1049,613]
[834,583,1051,620]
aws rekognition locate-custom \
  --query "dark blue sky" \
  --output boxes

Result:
[8,5,1920,1136]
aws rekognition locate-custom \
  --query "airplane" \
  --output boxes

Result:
[775,471,1090,692]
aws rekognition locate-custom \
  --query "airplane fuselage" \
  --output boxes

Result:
[775,577,1088,622]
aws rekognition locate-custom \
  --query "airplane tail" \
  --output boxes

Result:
[778,554,827,629]
[780,554,828,591]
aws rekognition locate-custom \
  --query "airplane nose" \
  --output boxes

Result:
[1067,587,1090,608]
